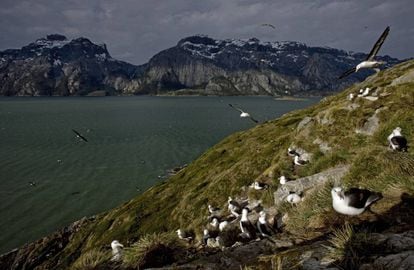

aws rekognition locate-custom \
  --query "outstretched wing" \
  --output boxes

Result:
[366,26,390,60]
[338,67,356,80]
[249,116,259,124]
[72,129,88,142]
[261,23,276,29]
[228,103,244,114]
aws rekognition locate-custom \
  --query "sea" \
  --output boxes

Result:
[0,96,320,253]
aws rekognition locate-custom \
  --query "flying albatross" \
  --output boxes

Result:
[260,23,276,29]
[228,104,259,123]
[331,187,382,216]
[72,129,88,142]
[339,26,390,79]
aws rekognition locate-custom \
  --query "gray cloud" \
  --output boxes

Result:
[0,0,412,65]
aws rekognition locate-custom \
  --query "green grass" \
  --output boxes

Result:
[21,59,414,269]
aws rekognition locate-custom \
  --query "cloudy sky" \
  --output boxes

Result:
[0,0,413,65]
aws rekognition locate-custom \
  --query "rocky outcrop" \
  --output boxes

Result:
[274,165,350,206]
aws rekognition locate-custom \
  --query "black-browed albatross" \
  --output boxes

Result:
[228,104,259,123]
[339,26,390,79]
[72,129,88,142]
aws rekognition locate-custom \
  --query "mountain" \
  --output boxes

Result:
[0,34,145,96]
[0,34,402,96]
[1,60,414,269]
[139,35,400,96]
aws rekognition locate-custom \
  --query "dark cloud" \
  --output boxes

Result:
[0,0,412,64]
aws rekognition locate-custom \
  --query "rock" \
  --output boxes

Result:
[297,117,313,131]
[312,138,331,154]
[360,250,414,270]
[355,108,386,136]
[274,165,350,206]
[391,69,414,86]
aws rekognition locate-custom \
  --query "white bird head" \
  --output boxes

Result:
[111,240,123,249]
[228,197,232,203]
[279,175,287,185]
[394,127,402,134]
[210,217,219,226]
[242,208,249,216]
[331,187,345,200]
[203,229,209,236]
[176,229,182,234]
[259,211,266,218]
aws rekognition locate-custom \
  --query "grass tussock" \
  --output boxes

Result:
[71,249,110,270]
[122,232,186,269]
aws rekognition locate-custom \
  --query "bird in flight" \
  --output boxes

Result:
[339,26,390,79]
[260,23,276,29]
[72,129,88,142]
[228,104,259,123]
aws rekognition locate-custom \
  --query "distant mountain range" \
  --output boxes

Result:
[0,34,401,96]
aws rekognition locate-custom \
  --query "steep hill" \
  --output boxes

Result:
[1,60,414,269]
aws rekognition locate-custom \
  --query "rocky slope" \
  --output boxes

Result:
[140,35,400,96]
[0,34,145,96]
[0,34,401,96]
[1,60,414,270]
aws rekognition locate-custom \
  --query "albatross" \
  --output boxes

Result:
[110,240,124,262]
[260,23,276,29]
[339,26,390,79]
[331,187,382,216]
[228,104,258,123]
[72,129,88,142]
[387,127,408,152]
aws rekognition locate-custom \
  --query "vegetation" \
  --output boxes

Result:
[9,60,414,269]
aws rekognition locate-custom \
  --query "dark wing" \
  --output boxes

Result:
[249,116,259,123]
[72,129,88,142]
[391,136,408,150]
[228,103,244,114]
[344,188,372,208]
[338,67,356,79]
[366,26,390,60]
[261,23,276,29]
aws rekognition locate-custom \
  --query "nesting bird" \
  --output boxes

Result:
[256,211,273,238]
[286,192,302,205]
[110,240,124,262]
[176,229,194,242]
[287,147,298,157]
[208,204,222,216]
[331,187,382,216]
[249,181,269,190]
[228,197,244,217]
[279,175,288,185]
[210,217,229,232]
[387,127,408,152]
[239,208,257,239]
[294,155,308,166]
[348,93,355,101]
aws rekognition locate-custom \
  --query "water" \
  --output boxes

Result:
[0,96,320,253]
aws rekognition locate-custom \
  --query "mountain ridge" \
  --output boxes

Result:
[0,34,401,96]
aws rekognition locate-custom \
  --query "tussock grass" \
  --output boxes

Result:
[122,232,185,269]
[71,249,110,270]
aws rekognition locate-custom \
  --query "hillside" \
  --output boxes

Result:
[1,60,414,269]
[0,34,401,97]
